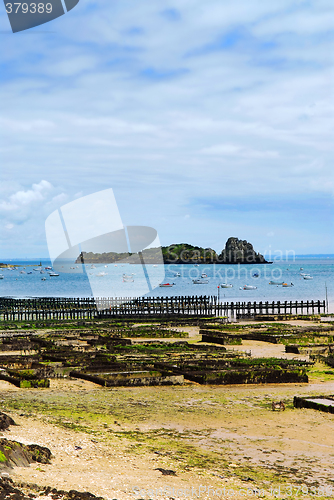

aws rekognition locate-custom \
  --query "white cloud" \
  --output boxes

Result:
[200,144,279,159]
[0,0,333,254]
[0,180,52,212]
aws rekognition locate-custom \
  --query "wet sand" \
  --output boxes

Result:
[0,372,333,500]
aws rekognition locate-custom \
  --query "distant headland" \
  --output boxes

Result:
[76,237,272,265]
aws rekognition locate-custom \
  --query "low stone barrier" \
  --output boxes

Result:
[294,395,334,414]
[69,370,184,387]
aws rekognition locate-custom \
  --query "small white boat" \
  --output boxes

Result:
[269,281,284,285]
[220,283,233,288]
[153,265,158,268]
[20,270,25,274]
[96,272,107,277]
[123,278,134,282]
[240,285,257,290]
[174,272,181,277]
[33,268,40,271]
[41,277,47,281]
[159,283,175,287]
[193,264,199,267]
[193,279,209,284]
[201,273,208,278]
[0,275,4,279]
[303,275,313,280]
[49,272,59,277]
[282,282,294,287]
[45,266,52,270]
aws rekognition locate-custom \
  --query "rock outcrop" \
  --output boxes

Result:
[218,237,269,264]
[0,412,16,431]
[75,238,270,264]
[0,438,53,469]
[0,477,105,500]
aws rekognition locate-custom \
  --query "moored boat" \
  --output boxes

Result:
[220,283,233,288]
[159,283,175,287]
[269,281,284,285]
[240,285,257,290]
[193,279,209,284]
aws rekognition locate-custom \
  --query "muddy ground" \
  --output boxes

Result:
[0,320,333,500]
[0,364,333,499]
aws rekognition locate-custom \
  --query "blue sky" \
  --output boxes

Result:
[0,0,333,258]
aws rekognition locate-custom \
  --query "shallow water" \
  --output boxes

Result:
[1,257,333,312]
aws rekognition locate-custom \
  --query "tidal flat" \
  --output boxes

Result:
[0,376,333,499]
[0,317,333,499]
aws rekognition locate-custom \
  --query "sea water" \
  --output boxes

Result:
[1,257,333,312]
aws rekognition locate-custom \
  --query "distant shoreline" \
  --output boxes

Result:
[1,255,333,263]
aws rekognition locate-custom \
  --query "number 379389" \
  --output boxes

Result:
[5,3,53,14]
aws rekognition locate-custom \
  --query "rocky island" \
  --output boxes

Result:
[76,237,271,264]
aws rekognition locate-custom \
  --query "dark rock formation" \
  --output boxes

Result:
[0,477,31,500]
[76,238,270,264]
[218,237,269,264]
[0,438,32,468]
[155,467,177,476]
[0,478,105,500]
[0,412,16,431]
[0,439,52,469]
[25,444,52,464]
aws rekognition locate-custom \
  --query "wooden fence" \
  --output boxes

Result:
[0,296,326,321]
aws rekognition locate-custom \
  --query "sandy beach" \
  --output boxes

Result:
[0,361,333,500]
